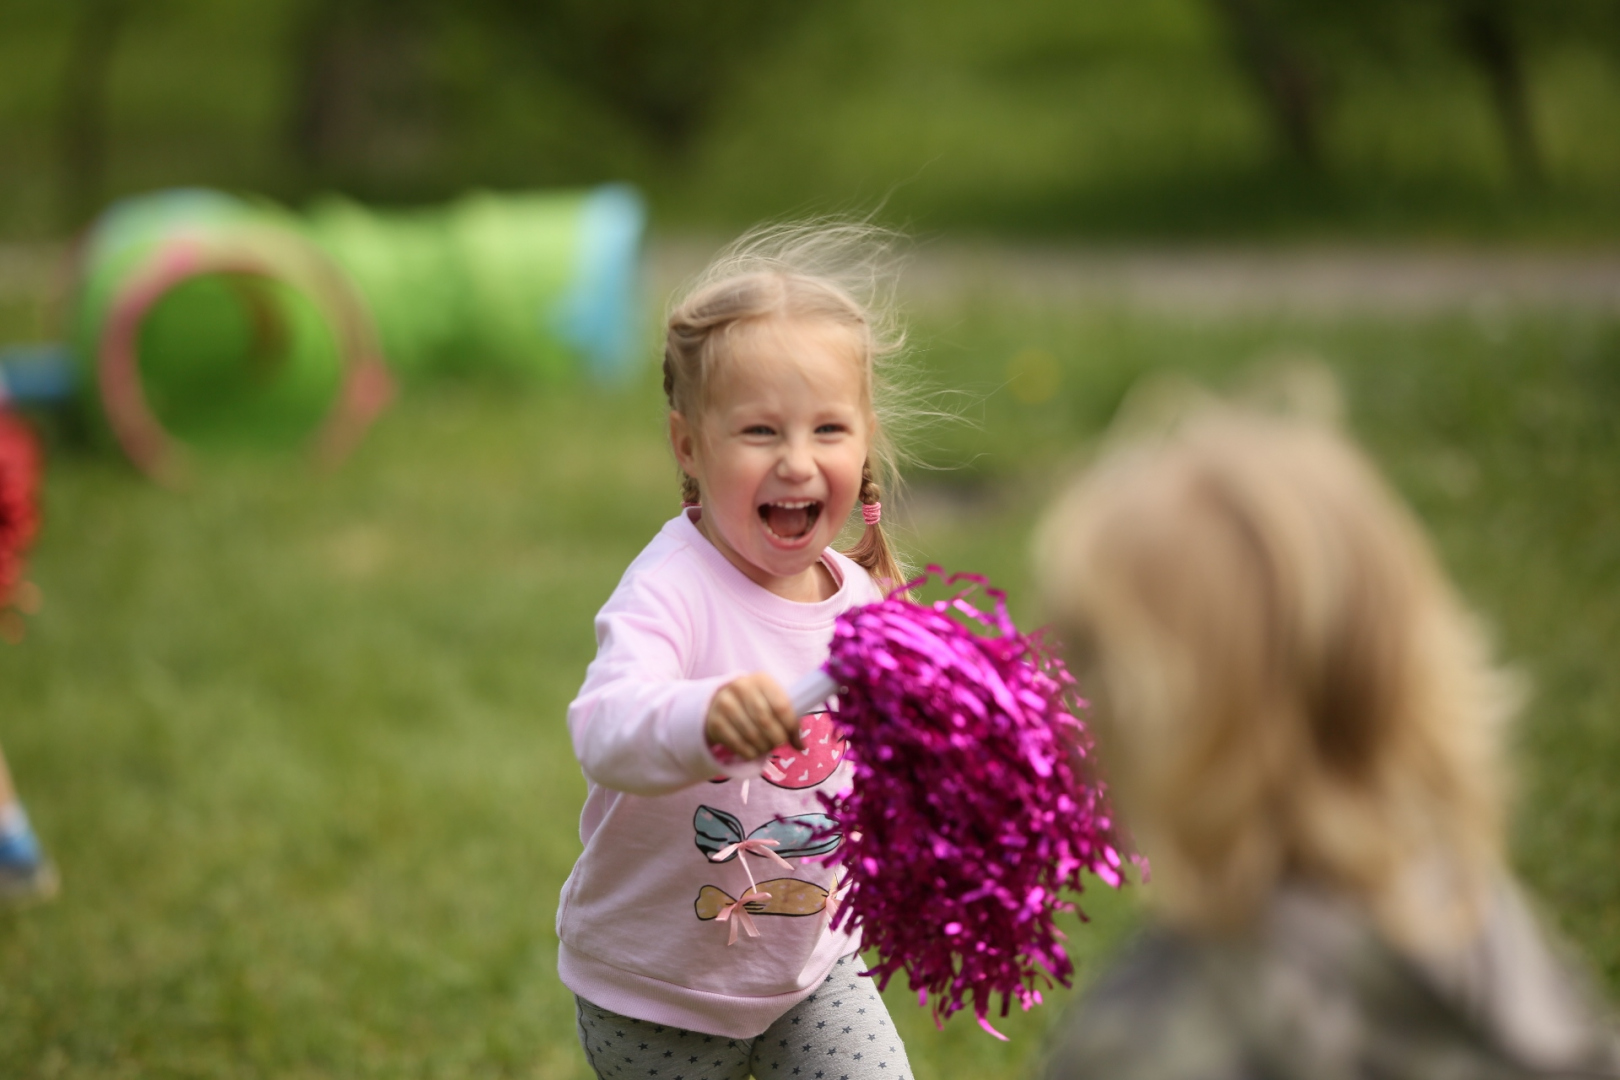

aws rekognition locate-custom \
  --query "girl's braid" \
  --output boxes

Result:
[663,344,702,504]
[849,459,906,595]
[859,461,881,506]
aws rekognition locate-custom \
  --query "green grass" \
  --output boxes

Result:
[2,299,1619,1076]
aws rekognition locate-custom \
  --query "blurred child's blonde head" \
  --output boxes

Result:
[664,222,912,590]
[1036,398,1514,950]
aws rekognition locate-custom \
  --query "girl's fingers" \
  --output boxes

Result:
[708,692,757,759]
[729,701,771,759]
[759,680,805,751]
[706,708,742,758]
[708,673,807,762]
[751,683,803,751]
[717,686,771,759]
[739,683,784,757]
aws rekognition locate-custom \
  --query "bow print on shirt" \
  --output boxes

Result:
[691,805,843,943]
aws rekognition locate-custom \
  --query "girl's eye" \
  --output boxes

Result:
[743,425,776,436]
[816,423,846,435]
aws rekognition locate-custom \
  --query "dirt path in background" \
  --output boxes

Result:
[648,239,1620,316]
[6,240,1620,318]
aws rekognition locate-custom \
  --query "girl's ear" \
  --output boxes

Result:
[669,411,701,476]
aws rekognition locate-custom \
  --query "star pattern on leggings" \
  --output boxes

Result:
[577,959,909,1080]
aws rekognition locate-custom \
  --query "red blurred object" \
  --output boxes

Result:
[0,406,42,616]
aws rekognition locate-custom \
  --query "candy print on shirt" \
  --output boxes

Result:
[709,709,848,790]
[693,806,842,862]
[692,804,844,937]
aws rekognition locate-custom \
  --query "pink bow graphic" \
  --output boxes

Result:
[708,838,793,944]
[711,836,793,895]
[716,888,771,946]
[710,838,794,872]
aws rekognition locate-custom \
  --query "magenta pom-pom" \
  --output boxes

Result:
[815,567,1132,1035]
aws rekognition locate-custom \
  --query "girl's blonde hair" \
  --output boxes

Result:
[663,222,912,592]
[1035,403,1514,952]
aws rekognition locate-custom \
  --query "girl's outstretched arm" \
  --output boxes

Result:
[568,571,745,797]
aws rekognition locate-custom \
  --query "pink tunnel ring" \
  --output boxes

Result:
[96,231,393,485]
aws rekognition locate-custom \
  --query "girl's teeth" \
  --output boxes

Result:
[759,500,821,539]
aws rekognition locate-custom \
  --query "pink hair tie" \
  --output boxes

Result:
[861,501,882,526]
[682,501,701,509]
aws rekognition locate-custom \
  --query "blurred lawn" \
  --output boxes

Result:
[1,298,1619,1076]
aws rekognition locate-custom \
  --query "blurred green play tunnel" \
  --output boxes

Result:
[0,184,646,482]
[132,272,344,451]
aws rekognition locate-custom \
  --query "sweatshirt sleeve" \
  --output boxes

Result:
[567,563,743,796]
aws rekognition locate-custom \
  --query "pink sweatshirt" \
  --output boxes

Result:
[555,509,880,1038]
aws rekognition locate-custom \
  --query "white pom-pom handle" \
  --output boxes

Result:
[788,667,839,716]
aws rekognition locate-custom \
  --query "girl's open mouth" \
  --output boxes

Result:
[759,499,822,541]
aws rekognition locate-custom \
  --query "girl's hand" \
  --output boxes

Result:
[705,672,807,762]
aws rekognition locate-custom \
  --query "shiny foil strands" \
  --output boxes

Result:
[816,568,1133,1037]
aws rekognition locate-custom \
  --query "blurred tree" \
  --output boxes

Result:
[472,0,817,159]
[1447,0,1620,187]
[57,0,130,228]
[286,0,446,194]
[1207,0,1325,170]
[1443,0,1538,186]
[282,0,818,194]
[1203,0,1620,186]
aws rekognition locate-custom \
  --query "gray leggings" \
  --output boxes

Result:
[575,955,912,1080]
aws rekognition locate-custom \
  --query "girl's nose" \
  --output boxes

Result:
[777,437,815,480]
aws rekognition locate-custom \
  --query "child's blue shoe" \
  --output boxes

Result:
[0,805,58,907]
